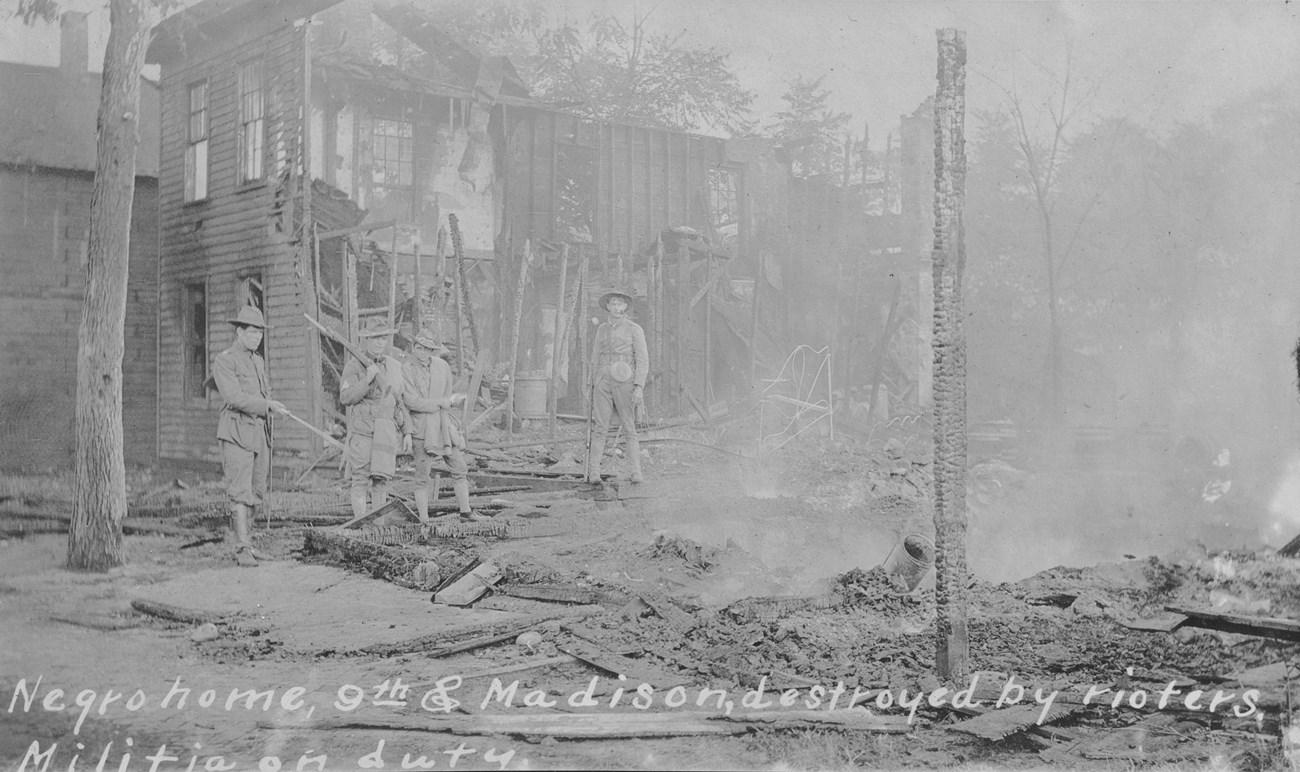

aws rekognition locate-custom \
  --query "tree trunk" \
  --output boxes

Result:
[67,0,151,571]
[932,27,969,681]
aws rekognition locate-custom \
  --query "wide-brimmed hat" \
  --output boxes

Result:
[598,288,634,311]
[228,305,268,330]
[359,316,394,338]
[412,329,448,352]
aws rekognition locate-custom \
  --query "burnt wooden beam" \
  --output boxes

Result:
[131,599,224,626]
[1164,605,1300,642]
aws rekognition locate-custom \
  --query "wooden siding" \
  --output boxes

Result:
[503,108,726,265]
[156,25,313,462]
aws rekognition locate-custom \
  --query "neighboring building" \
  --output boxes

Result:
[0,12,160,470]
[146,0,742,464]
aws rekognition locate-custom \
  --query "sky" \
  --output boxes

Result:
[3,1,1297,148]
[546,0,1300,147]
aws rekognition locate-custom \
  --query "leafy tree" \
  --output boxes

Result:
[768,73,850,178]
[426,2,755,135]
[13,0,162,569]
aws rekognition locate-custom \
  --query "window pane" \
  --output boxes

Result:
[194,140,208,200]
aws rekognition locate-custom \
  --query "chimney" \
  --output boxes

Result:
[60,12,88,76]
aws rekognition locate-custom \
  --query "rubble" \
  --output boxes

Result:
[7,432,1300,768]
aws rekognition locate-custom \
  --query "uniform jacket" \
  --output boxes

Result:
[213,344,270,449]
[591,317,649,387]
[340,354,408,437]
[402,353,463,454]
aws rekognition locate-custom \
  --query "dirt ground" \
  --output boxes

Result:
[2,428,1298,771]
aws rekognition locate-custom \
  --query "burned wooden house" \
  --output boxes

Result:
[146,0,755,465]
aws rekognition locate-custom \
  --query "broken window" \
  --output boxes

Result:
[372,118,414,189]
[709,167,740,250]
[185,81,209,202]
[237,60,265,184]
[183,282,207,399]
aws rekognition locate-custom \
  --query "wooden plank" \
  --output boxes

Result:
[1165,604,1300,641]
[130,599,224,625]
[433,562,502,606]
[497,583,605,606]
[427,627,526,659]
[557,642,692,688]
[316,219,399,241]
[268,710,911,738]
[949,701,1082,742]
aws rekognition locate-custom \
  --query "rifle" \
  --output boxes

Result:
[279,408,344,450]
[304,314,377,367]
[584,374,596,480]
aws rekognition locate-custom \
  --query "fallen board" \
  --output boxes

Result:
[1115,611,1189,632]
[269,709,912,738]
[1164,604,1300,642]
[948,701,1083,741]
[557,642,693,690]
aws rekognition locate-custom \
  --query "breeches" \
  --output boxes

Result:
[347,418,400,485]
[593,376,638,437]
[413,437,469,481]
[221,435,268,506]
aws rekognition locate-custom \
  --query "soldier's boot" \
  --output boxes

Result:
[628,437,644,484]
[455,478,488,521]
[371,480,389,511]
[349,486,369,520]
[414,487,431,523]
[243,505,273,560]
[231,504,259,567]
[586,436,606,483]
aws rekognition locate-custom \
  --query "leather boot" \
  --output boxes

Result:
[349,486,368,520]
[627,436,644,483]
[453,477,471,513]
[371,480,389,511]
[231,504,258,567]
[414,488,430,523]
[586,435,606,483]
[454,478,488,521]
[243,505,272,560]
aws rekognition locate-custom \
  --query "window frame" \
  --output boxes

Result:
[236,60,266,186]
[184,80,209,203]
[371,117,415,191]
[182,280,209,402]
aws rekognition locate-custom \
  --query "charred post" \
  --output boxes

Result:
[931,27,969,681]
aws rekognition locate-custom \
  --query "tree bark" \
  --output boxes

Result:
[931,27,969,681]
[68,0,151,571]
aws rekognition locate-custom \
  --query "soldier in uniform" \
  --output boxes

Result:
[587,288,649,483]
[402,330,486,522]
[213,305,285,567]
[340,316,409,519]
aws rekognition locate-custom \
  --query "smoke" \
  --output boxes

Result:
[1264,453,1300,548]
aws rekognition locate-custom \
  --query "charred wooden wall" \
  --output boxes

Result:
[498,108,730,414]
[501,107,726,260]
